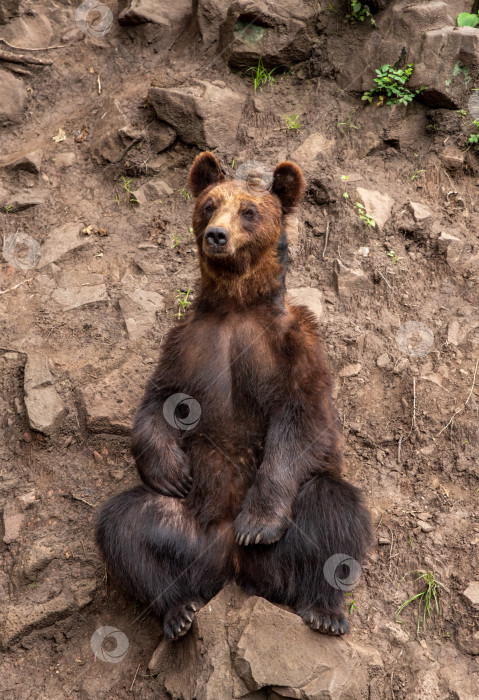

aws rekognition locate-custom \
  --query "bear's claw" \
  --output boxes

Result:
[163,600,203,641]
[297,607,350,636]
[233,511,289,546]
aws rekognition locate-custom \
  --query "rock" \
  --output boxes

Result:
[2,13,53,49]
[447,320,464,347]
[90,97,140,164]
[18,491,36,509]
[456,629,479,656]
[38,222,89,269]
[463,582,479,608]
[51,284,108,310]
[22,537,60,580]
[119,0,193,29]
[287,288,323,322]
[290,134,335,170]
[219,0,319,69]
[333,259,369,297]
[356,188,393,230]
[81,356,150,433]
[339,363,362,378]
[23,353,66,435]
[2,503,25,545]
[437,232,465,266]
[148,80,246,150]
[440,147,464,171]
[409,201,433,224]
[119,288,164,341]
[197,0,231,48]
[0,69,27,125]
[53,152,76,168]
[376,353,392,369]
[417,520,434,533]
[4,150,43,174]
[132,179,174,204]
[149,586,381,700]
[0,189,46,212]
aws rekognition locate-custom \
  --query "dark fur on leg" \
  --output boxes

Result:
[95,485,234,637]
[236,473,372,635]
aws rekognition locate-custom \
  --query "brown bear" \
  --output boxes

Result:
[96,152,372,640]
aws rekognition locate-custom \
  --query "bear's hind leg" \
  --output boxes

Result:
[96,485,233,640]
[237,473,372,636]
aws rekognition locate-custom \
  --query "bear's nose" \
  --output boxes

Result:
[205,227,229,248]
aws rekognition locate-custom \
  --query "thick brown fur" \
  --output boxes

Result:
[96,152,372,640]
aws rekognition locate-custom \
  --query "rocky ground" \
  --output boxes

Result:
[0,0,479,698]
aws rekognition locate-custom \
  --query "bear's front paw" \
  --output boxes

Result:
[233,510,290,546]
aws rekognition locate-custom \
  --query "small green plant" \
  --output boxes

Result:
[283,113,302,130]
[354,201,375,227]
[362,63,425,107]
[120,176,139,207]
[395,569,444,634]
[467,119,479,151]
[345,592,358,614]
[457,109,467,118]
[346,1,376,26]
[387,250,402,264]
[453,60,471,85]
[231,157,236,169]
[246,57,277,92]
[4,204,13,213]
[175,288,192,318]
[338,113,359,134]
[171,233,182,249]
[457,11,479,28]
[176,187,192,201]
[410,169,426,182]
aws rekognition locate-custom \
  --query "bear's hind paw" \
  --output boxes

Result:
[163,600,203,641]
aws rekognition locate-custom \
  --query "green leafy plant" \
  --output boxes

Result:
[4,204,13,213]
[362,63,425,107]
[176,187,192,201]
[175,288,192,318]
[346,1,376,26]
[354,201,375,227]
[283,113,303,130]
[120,176,139,207]
[246,57,277,92]
[457,11,479,27]
[387,250,402,264]
[338,113,359,134]
[410,169,426,182]
[395,569,444,634]
[345,592,358,614]
[467,119,479,150]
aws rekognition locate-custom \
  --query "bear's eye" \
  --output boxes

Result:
[241,207,257,220]
[204,201,215,217]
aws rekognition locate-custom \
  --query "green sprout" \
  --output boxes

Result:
[387,250,402,264]
[346,1,376,26]
[246,57,277,92]
[283,113,303,130]
[354,201,375,227]
[175,288,192,318]
[410,169,426,182]
[395,569,445,634]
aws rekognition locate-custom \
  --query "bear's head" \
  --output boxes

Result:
[188,152,305,292]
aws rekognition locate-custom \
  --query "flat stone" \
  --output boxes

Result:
[291,133,335,169]
[23,353,66,435]
[417,520,434,533]
[38,222,88,269]
[22,537,60,580]
[463,582,479,608]
[81,356,151,434]
[119,288,164,341]
[119,0,193,27]
[132,179,173,205]
[333,259,368,297]
[3,505,25,545]
[437,232,464,266]
[51,284,108,310]
[2,13,53,49]
[456,629,479,656]
[0,189,46,212]
[339,363,362,378]
[5,150,43,174]
[440,147,464,171]
[148,80,246,150]
[409,201,433,223]
[0,69,27,125]
[287,287,323,322]
[356,188,393,230]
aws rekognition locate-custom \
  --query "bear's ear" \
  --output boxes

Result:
[271,161,305,213]
[188,152,225,198]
